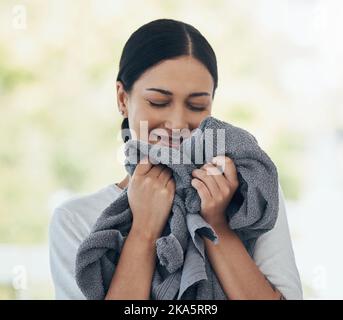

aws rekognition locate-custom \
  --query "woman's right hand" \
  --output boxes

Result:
[128,156,176,240]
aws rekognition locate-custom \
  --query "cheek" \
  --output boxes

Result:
[129,106,162,141]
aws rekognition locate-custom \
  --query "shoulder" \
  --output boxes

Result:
[49,183,123,241]
[255,183,292,248]
[253,182,303,299]
[48,183,123,299]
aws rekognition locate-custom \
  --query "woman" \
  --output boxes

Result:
[49,18,303,300]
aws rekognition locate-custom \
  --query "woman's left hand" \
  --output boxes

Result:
[191,155,239,229]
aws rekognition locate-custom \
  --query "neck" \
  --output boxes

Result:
[117,174,130,189]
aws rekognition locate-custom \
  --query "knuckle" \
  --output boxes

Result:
[206,201,216,210]
[217,194,224,203]
[160,187,169,196]
[144,176,153,185]
[223,182,231,192]
[222,188,230,198]
[197,180,204,190]
[132,175,141,185]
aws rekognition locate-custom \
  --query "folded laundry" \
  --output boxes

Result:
[75,115,279,300]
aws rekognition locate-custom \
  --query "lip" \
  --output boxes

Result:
[158,140,180,148]
[156,136,181,148]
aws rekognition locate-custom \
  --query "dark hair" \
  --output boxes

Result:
[117,18,218,143]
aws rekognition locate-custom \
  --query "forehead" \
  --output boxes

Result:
[132,56,214,96]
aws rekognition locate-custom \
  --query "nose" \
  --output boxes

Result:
[164,108,189,133]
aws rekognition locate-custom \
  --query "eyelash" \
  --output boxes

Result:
[148,101,206,112]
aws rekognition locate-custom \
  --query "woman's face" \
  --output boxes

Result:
[117,55,214,148]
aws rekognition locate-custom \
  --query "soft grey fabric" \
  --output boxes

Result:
[75,115,279,300]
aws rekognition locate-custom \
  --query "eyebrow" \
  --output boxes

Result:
[145,87,210,98]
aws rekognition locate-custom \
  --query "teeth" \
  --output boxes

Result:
[159,136,181,142]
[157,138,180,147]
[152,133,183,146]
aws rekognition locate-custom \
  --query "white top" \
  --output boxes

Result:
[49,182,303,300]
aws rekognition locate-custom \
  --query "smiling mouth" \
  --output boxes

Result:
[153,135,183,148]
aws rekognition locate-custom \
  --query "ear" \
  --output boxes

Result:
[116,81,129,117]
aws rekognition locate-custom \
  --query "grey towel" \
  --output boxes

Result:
[75,115,279,300]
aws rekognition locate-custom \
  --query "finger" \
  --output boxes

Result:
[212,156,238,187]
[166,176,176,191]
[159,167,173,186]
[202,162,229,191]
[149,163,166,178]
[191,178,211,202]
[191,167,220,198]
[134,156,153,176]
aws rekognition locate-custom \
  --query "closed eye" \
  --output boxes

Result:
[147,100,206,112]
[148,101,168,107]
